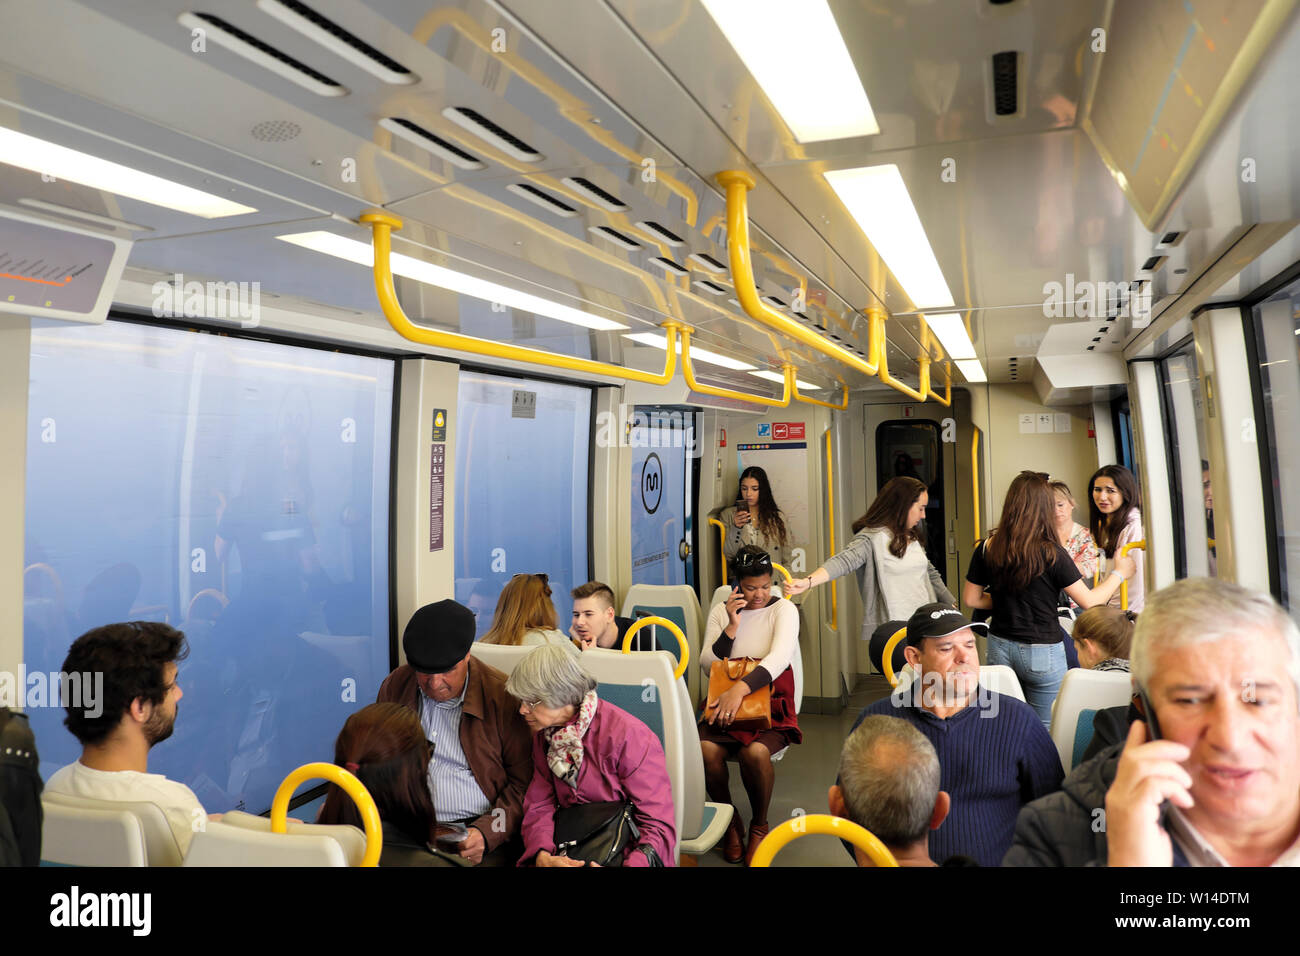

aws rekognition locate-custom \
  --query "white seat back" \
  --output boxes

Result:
[621,584,704,705]
[183,819,349,866]
[469,641,538,675]
[218,810,367,866]
[1049,669,1133,772]
[979,665,1026,703]
[41,798,147,866]
[42,790,182,866]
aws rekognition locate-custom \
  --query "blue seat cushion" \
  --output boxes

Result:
[1071,708,1098,769]
[630,605,688,663]
[599,683,665,747]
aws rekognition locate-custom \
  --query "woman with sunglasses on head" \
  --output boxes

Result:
[784,476,955,642]
[721,466,790,566]
[482,573,578,657]
[699,545,802,865]
[963,471,1136,726]
[1088,465,1146,612]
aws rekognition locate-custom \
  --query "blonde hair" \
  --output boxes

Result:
[1073,606,1136,661]
[482,573,558,646]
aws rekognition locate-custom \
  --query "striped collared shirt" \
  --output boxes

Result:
[419,680,492,824]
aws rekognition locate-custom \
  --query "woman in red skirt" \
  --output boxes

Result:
[699,546,802,865]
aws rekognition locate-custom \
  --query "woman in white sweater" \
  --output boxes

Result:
[784,476,955,641]
[699,546,801,866]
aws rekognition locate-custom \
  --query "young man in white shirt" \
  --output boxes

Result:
[45,621,209,856]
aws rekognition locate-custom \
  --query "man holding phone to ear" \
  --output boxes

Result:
[1006,578,1300,866]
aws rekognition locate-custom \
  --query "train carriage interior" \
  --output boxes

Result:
[3,0,1300,886]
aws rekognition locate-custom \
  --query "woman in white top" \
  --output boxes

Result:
[481,573,578,657]
[1088,465,1146,613]
[784,477,955,641]
[720,466,791,567]
[698,546,801,866]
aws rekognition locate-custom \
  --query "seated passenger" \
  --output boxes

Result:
[828,715,955,867]
[0,708,41,867]
[1072,606,1135,672]
[45,622,209,856]
[509,645,676,866]
[569,581,634,651]
[851,603,1063,867]
[699,546,802,865]
[318,703,468,867]
[481,573,577,656]
[376,600,533,865]
[1005,578,1300,866]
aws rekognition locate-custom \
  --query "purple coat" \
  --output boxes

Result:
[518,699,677,867]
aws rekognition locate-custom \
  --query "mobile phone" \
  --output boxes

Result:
[734,497,748,515]
[1135,683,1172,825]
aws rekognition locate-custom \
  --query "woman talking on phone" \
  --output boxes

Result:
[721,466,790,566]
[698,546,801,866]
[783,476,954,641]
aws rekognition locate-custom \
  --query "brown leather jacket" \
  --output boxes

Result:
[376,659,533,852]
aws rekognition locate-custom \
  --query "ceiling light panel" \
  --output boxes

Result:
[751,369,817,389]
[926,313,976,360]
[955,359,987,383]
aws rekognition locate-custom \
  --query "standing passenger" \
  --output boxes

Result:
[964,471,1134,725]
[481,573,577,656]
[721,466,790,566]
[784,477,955,640]
[1088,465,1145,612]
[1051,480,1099,590]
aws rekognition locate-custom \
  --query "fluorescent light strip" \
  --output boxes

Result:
[276,231,628,331]
[256,0,418,85]
[700,0,877,143]
[751,369,818,390]
[926,312,976,360]
[824,164,954,309]
[955,359,987,383]
[0,126,258,219]
[623,332,756,371]
[17,198,152,232]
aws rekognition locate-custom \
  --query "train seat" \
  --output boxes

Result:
[182,820,350,866]
[1048,669,1133,772]
[621,584,704,703]
[41,791,182,866]
[468,641,539,675]
[216,810,367,866]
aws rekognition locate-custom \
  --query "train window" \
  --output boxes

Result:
[454,371,591,635]
[23,319,394,814]
[1253,286,1300,613]
[1160,345,1216,578]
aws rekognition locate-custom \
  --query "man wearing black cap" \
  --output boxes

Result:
[845,603,1063,867]
[377,599,533,865]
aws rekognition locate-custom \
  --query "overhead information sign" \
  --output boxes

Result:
[0,208,133,324]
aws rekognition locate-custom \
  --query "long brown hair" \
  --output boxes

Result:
[482,573,558,645]
[318,703,434,846]
[852,476,928,559]
[1088,465,1141,558]
[984,471,1059,591]
[738,466,789,548]
[1073,606,1136,660]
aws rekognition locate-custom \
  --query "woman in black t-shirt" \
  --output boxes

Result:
[963,471,1135,725]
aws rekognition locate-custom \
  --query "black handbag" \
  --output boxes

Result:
[552,799,640,867]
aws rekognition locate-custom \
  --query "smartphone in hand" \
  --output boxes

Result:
[734,497,748,516]
[1135,683,1173,826]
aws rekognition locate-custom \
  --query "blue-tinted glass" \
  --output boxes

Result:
[455,372,590,635]
[24,320,392,814]
[630,409,689,586]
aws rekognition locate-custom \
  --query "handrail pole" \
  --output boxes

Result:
[825,429,837,630]
[680,327,793,407]
[793,382,850,410]
[872,310,927,402]
[707,517,728,588]
[1119,539,1146,610]
[971,426,981,543]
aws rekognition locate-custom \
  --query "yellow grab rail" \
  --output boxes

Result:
[750,813,899,868]
[926,359,953,407]
[270,762,382,867]
[882,626,907,688]
[794,381,850,410]
[622,615,690,681]
[971,426,981,541]
[770,562,792,583]
[825,429,838,630]
[873,310,926,401]
[680,327,793,407]
[1119,539,1145,611]
[361,210,683,385]
[717,170,880,380]
[708,517,728,587]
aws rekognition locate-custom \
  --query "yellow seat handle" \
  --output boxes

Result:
[882,627,908,688]
[750,814,899,867]
[622,616,690,681]
[270,762,383,867]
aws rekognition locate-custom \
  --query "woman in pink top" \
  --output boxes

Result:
[1089,465,1146,612]
[1051,480,1098,598]
[509,645,676,867]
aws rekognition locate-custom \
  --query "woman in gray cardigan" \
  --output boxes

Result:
[784,477,955,641]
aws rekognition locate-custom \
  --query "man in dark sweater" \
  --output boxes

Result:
[849,603,1064,867]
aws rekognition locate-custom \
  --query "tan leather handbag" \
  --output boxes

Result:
[705,657,772,731]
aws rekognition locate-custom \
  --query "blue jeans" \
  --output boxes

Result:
[985,632,1066,727]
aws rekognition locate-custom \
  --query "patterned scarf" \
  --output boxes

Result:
[544,690,599,787]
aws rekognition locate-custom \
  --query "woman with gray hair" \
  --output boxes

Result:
[507,644,677,866]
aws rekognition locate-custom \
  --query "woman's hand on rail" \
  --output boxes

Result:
[783,577,811,598]
[1116,553,1137,580]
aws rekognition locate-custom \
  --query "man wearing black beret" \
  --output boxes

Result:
[377,599,532,865]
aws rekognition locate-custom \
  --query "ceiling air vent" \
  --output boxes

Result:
[632,221,685,247]
[991,51,1019,116]
[506,183,578,217]
[255,0,417,84]
[688,252,727,274]
[179,12,348,97]
[588,226,641,250]
[1159,230,1185,246]
[561,176,626,212]
[379,118,484,170]
[694,279,728,295]
[442,107,543,162]
[650,256,688,276]
[1141,255,1167,272]
[761,295,787,309]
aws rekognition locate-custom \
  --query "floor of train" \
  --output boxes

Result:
[691,674,892,868]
